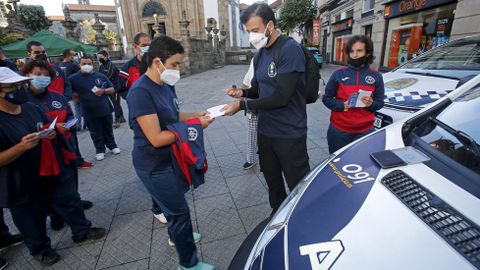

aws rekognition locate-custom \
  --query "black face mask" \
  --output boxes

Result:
[348,56,367,68]
[1,85,29,105]
[34,53,48,62]
[0,60,7,67]
[99,58,107,64]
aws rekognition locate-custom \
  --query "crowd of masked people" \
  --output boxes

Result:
[0,3,385,270]
[0,40,129,268]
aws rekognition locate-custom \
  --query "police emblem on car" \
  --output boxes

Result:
[187,127,198,141]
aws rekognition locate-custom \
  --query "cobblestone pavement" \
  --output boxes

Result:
[2,64,339,270]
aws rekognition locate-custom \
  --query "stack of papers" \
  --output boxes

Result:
[347,89,371,107]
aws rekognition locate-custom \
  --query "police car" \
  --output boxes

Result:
[374,35,480,128]
[229,74,480,269]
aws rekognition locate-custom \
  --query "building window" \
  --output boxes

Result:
[364,24,372,38]
[363,0,374,13]
[142,1,166,18]
[335,14,341,22]
[383,3,456,68]
[346,9,353,19]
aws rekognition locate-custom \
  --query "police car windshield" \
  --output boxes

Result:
[417,86,480,174]
[401,40,480,71]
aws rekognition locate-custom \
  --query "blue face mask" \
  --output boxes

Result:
[140,46,149,56]
[30,76,51,91]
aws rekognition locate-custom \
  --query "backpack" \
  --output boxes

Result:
[253,36,320,104]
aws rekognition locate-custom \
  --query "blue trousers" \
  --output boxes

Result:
[135,167,198,268]
[86,114,117,154]
[327,124,374,154]
[8,173,91,255]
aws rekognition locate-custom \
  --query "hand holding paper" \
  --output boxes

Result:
[206,104,228,118]
[36,117,57,138]
[347,90,372,107]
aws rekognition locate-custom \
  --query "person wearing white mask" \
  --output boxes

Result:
[68,55,120,161]
[127,36,215,270]
[118,32,151,99]
[222,3,310,215]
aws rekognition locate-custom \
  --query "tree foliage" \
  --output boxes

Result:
[0,29,17,45]
[17,4,49,32]
[104,29,119,45]
[278,0,316,33]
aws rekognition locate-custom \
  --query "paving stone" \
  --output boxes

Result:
[103,259,149,270]
[195,194,245,243]
[96,211,152,269]
[148,227,179,270]
[193,167,229,200]
[43,242,104,270]
[217,153,255,178]
[83,178,125,203]
[201,234,247,270]
[116,182,152,215]
[238,203,271,234]
[225,175,268,209]
[3,245,43,270]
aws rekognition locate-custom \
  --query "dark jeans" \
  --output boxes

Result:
[327,124,374,154]
[135,167,198,268]
[151,199,163,215]
[71,129,85,166]
[109,93,124,121]
[0,208,12,244]
[257,133,310,213]
[86,114,117,154]
[8,173,91,255]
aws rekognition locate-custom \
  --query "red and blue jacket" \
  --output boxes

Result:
[167,118,207,192]
[119,57,141,99]
[322,64,384,133]
[48,64,73,101]
[27,90,76,176]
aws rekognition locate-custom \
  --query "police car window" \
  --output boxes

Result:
[415,86,480,174]
[402,41,480,71]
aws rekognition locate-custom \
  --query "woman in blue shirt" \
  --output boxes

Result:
[126,36,214,270]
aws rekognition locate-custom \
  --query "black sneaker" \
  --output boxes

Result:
[0,234,23,251]
[73,227,106,244]
[33,249,60,266]
[50,217,65,231]
[0,258,7,270]
[81,200,94,210]
[242,162,255,170]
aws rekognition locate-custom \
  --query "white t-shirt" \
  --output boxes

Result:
[243,59,254,88]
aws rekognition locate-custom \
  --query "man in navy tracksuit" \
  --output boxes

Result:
[222,3,310,214]
[69,56,120,161]
[323,35,384,154]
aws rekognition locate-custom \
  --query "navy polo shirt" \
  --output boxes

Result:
[58,61,80,76]
[253,36,307,138]
[127,75,180,173]
[0,103,46,207]
[68,71,113,119]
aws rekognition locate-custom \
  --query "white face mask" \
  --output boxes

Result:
[80,64,94,73]
[249,22,271,50]
[157,60,180,86]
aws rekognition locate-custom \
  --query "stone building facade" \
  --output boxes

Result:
[318,0,480,70]
[115,0,241,57]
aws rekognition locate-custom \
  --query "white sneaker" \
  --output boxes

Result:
[95,153,105,161]
[154,213,167,224]
[111,148,121,155]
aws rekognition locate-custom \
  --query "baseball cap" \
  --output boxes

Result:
[0,67,31,84]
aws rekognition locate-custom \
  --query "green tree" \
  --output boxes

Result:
[0,29,17,45]
[278,0,316,34]
[80,19,97,44]
[104,29,119,45]
[17,4,49,32]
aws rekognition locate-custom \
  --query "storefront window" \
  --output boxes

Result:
[383,3,456,68]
